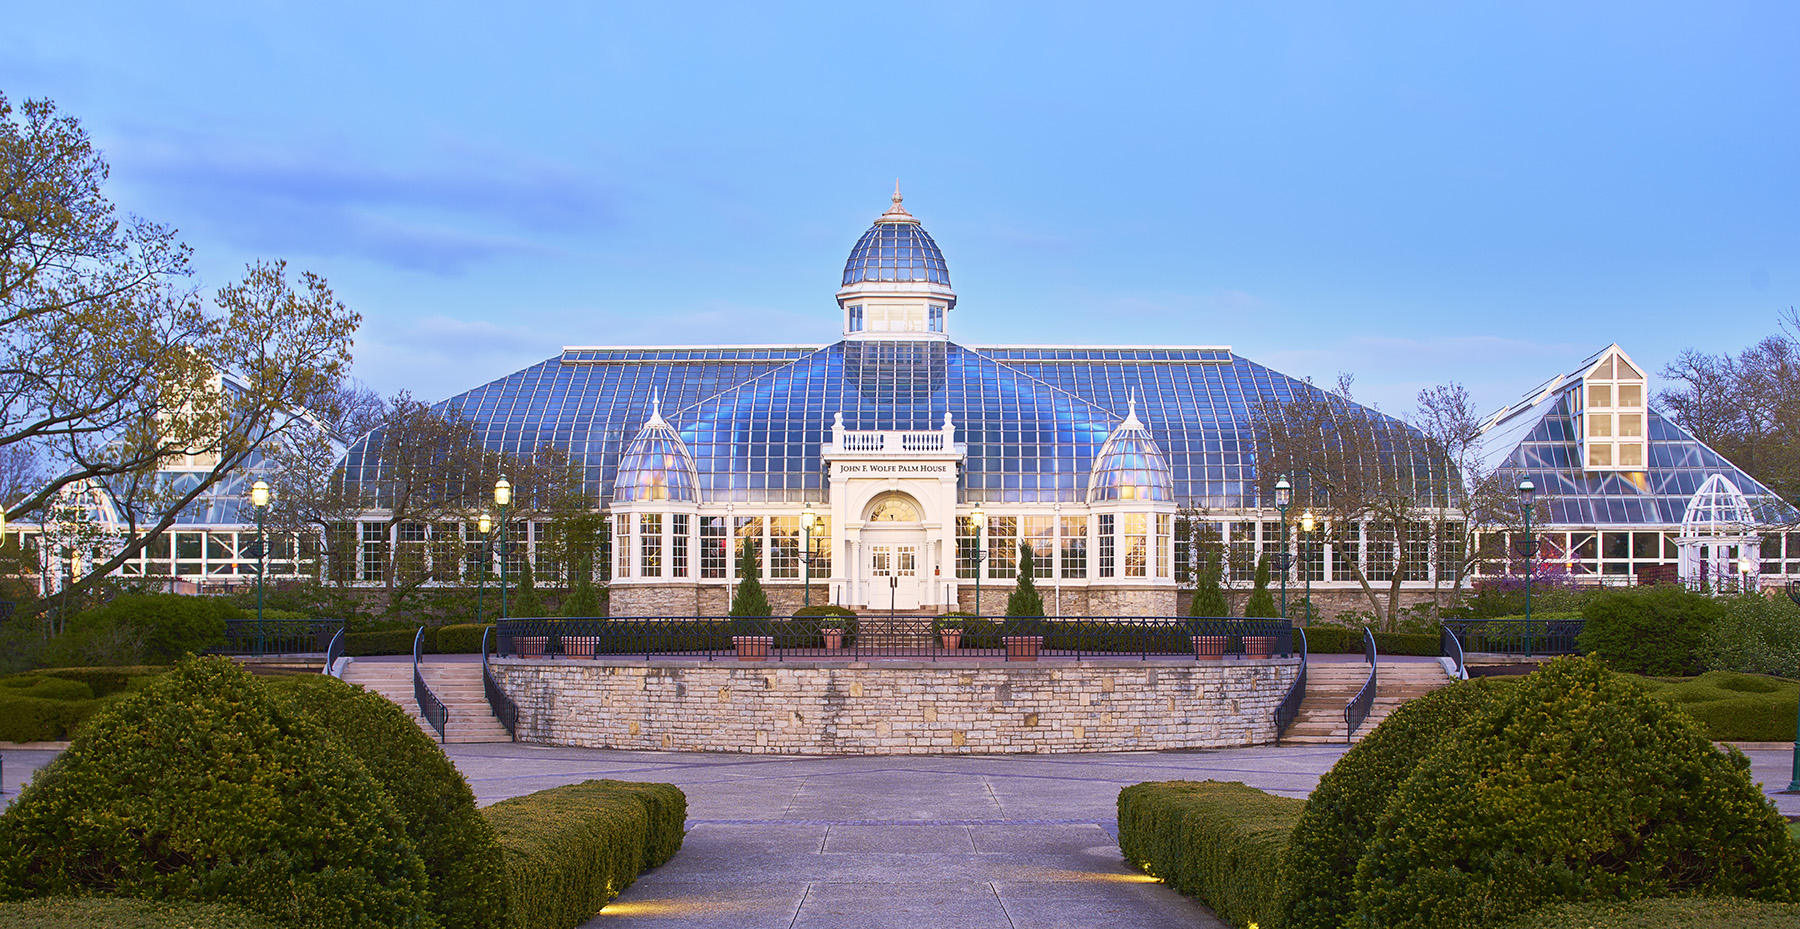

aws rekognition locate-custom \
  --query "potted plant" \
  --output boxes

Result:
[1243,632,1276,659]
[794,604,856,651]
[934,616,964,650]
[820,620,844,650]
[729,542,775,661]
[1191,629,1227,660]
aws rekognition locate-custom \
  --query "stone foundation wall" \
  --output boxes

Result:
[490,656,1298,755]
[954,584,1175,617]
[610,584,833,617]
[1176,587,1462,623]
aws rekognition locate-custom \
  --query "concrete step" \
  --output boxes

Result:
[340,661,513,744]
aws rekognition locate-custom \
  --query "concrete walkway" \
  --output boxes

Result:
[7,741,1799,927]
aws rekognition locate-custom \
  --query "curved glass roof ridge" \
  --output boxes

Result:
[613,399,701,503]
[841,222,951,287]
[1088,401,1175,503]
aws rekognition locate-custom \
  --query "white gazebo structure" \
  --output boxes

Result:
[1677,474,1760,591]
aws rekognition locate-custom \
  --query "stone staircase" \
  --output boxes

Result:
[1281,660,1453,745]
[339,660,513,744]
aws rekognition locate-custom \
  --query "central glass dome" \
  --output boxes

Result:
[841,194,951,286]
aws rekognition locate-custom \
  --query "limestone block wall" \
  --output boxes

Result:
[953,585,1175,617]
[490,657,1299,755]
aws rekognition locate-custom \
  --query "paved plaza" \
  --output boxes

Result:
[4,740,1798,927]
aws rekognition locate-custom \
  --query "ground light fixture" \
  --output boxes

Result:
[1274,475,1292,619]
[494,478,512,619]
[251,479,270,657]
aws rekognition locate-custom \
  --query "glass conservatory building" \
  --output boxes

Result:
[339,191,1463,616]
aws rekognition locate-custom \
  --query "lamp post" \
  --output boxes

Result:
[475,511,493,624]
[1274,475,1292,619]
[251,479,270,658]
[494,478,512,619]
[800,503,816,607]
[971,505,987,618]
[1518,478,1536,654]
[1738,555,1754,594]
[1301,509,1315,626]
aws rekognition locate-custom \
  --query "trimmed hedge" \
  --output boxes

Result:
[1505,897,1800,929]
[437,623,493,654]
[0,657,432,928]
[266,674,509,929]
[0,668,167,742]
[1634,671,1800,742]
[1578,585,1721,675]
[0,897,279,928]
[1351,657,1800,928]
[1301,626,1439,656]
[344,627,423,656]
[1281,680,1511,929]
[1117,780,1304,929]
[482,779,686,929]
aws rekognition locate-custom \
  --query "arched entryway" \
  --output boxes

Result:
[859,492,928,610]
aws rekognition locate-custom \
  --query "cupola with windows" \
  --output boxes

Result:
[612,393,701,504]
[838,185,956,341]
[1087,398,1175,503]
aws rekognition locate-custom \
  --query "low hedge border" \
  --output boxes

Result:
[1117,779,1303,929]
[345,623,493,657]
[1504,897,1800,928]
[1301,626,1438,656]
[0,897,279,928]
[481,778,686,929]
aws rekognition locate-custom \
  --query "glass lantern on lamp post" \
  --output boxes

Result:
[800,502,818,607]
[251,480,270,657]
[494,478,512,620]
[1300,508,1315,626]
[1518,478,1536,654]
[970,505,989,618]
[1274,475,1292,619]
[475,511,493,624]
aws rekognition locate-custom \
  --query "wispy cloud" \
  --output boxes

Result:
[110,132,618,273]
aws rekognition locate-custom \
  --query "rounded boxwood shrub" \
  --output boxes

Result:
[57,593,236,664]
[1702,593,1800,677]
[1280,679,1511,929]
[1576,584,1721,675]
[0,897,279,928]
[1350,656,1800,929]
[267,674,508,929]
[0,657,431,928]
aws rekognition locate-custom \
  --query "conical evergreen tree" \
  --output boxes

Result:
[1243,554,1279,618]
[511,560,545,618]
[729,541,771,617]
[1005,543,1045,617]
[1188,549,1230,617]
[560,557,601,617]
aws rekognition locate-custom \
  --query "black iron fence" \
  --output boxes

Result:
[213,619,345,657]
[1440,618,1584,656]
[481,627,517,739]
[413,628,448,743]
[491,616,1296,662]
[1345,627,1378,744]
[1274,627,1308,743]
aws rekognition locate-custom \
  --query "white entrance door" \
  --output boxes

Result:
[868,541,922,609]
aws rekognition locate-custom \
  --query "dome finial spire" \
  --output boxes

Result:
[647,388,666,426]
[879,181,914,222]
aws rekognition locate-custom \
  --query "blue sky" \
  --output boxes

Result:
[5,2,1795,417]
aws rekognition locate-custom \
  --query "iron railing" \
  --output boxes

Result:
[413,628,448,743]
[1440,624,1466,680]
[492,616,1296,661]
[213,619,345,657]
[481,627,518,740]
[1274,627,1308,743]
[1440,618,1583,656]
[322,628,346,677]
[1345,627,1378,744]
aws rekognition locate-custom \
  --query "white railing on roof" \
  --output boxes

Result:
[827,412,962,458]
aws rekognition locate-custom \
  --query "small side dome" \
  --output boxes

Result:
[612,394,700,504]
[1680,473,1754,536]
[1087,399,1174,503]
[841,187,951,287]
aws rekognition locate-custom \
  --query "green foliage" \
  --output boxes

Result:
[1703,594,1800,676]
[1448,582,1598,619]
[0,667,167,741]
[1188,550,1230,618]
[1503,897,1800,929]
[1005,543,1045,617]
[46,594,235,666]
[511,566,546,619]
[1281,680,1511,929]
[266,675,509,929]
[482,779,686,929]
[344,626,424,656]
[0,897,280,928]
[1300,626,1439,655]
[1243,555,1278,619]
[0,657,430,928]
[1351,656,1800,929]
[1117,780,1304,929]
[435,623,492,654]
[792,604,855,620]
[1632,671,1800,742]
[560,569,601,618]
[1577,585,1722,675]
[728,542,771,618]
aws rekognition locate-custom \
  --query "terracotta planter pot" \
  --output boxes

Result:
[564,635,597,659]
[732,635,775,661]
[822,629,844,650]
[1192,635,1227,661]
[516,636,548,658]
[1003,635,1043,662]
[940,631,962,650]
[1245,635,1275,660]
